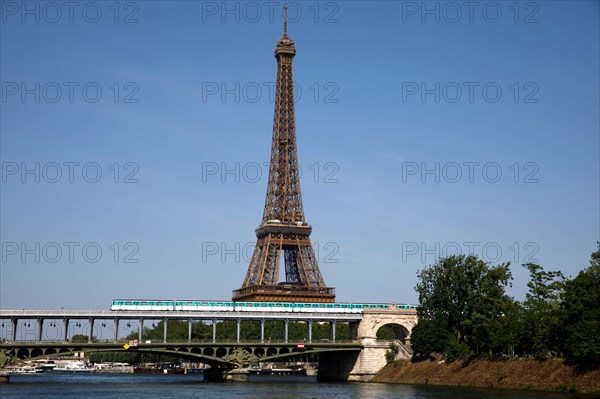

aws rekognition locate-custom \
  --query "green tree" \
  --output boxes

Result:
[520,263,565,359]
[410,318,451,358]
[413,254,514,360]
[561,243,600,366]
[376,325,397,341]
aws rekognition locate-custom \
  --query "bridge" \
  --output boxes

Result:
[0,306,417,381]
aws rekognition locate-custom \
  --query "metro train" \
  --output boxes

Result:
[110,299,418,314]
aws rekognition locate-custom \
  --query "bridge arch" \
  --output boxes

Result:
[375,323,409,344]
[357,311,417,343]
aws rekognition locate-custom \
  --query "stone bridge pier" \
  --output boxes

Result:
[317,307,417,382]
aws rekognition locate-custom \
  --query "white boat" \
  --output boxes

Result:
[4,364,44,374]
[35,360,57,371]
[52,360,92,373]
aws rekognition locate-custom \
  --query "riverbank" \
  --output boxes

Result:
[372,358,600,393]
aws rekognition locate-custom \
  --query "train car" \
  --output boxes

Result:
[111,300,176,311]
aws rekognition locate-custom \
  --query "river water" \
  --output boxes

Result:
[0,373,596,399]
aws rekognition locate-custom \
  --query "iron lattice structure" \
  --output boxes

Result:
[233,9,335,303]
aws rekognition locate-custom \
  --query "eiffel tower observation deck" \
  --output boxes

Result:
[232,8,335,303]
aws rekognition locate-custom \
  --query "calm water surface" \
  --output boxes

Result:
[1,373,596,399]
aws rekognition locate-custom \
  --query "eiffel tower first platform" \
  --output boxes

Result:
[232,9,335,303]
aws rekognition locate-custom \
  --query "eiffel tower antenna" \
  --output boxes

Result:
[232,10,335,303]
[283,4,288,38]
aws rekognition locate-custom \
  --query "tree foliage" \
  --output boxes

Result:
[519,263,565,359]
[561,243,600,366]
[413,254,513,360]
[410,244,600,369]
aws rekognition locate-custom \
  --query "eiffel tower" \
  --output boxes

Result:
[232,8,335,303]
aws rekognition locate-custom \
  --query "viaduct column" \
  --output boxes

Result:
[113,319,119,342]
[88,318,94,343]
[163,319,168,343]
[63,318,68,342]
[36,318,43,342]
[260,319,265,343]
[330,320,336,341]
[212,319,216,343]
[11,318,17,341]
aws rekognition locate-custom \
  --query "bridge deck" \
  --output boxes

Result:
[0,310,363,321]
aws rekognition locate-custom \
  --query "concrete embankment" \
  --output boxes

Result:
[372,358,600,393]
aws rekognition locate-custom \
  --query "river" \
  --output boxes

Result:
[0,373,596,398]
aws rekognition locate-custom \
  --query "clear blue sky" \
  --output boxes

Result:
[1,1,598,310]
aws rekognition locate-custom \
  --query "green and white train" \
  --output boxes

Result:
[111,300,417,313]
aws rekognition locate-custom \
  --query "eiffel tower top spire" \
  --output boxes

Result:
[283,4,288,38]
[275,5,295,56]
